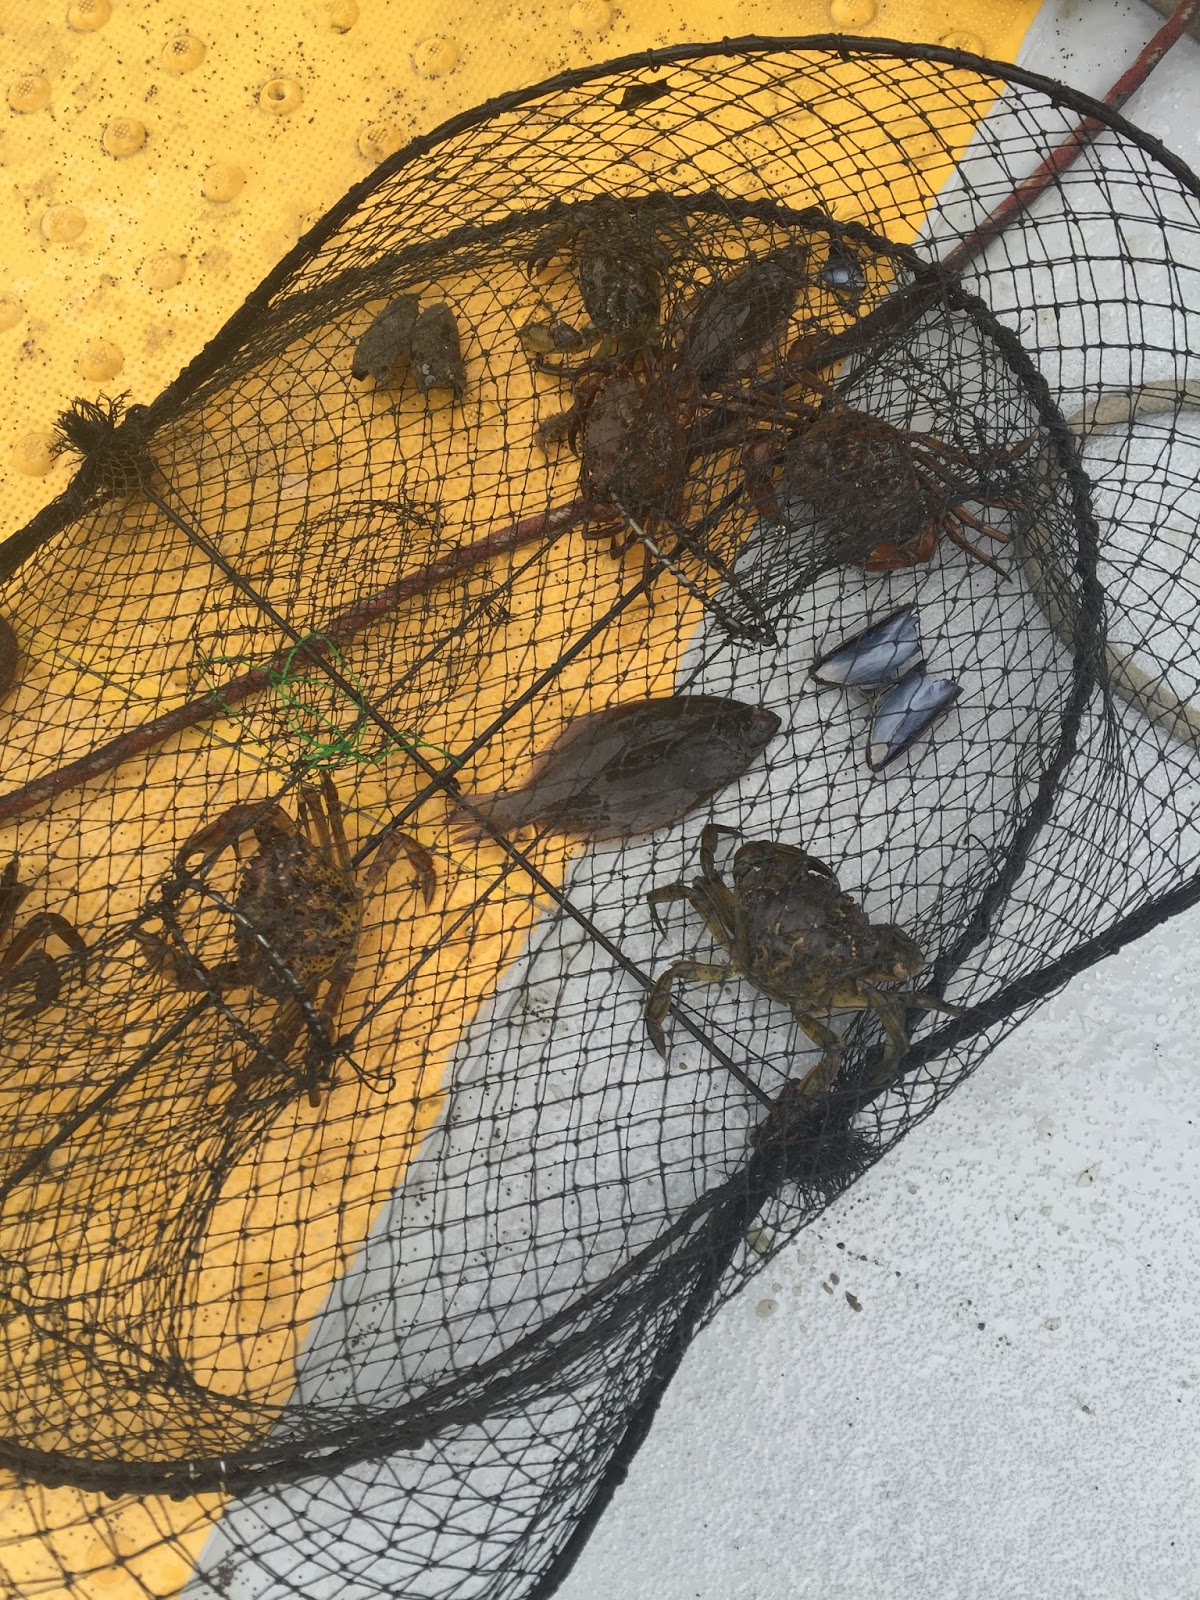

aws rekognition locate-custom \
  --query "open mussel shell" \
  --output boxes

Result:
[867,669,961,770]
[811,605,923,689]
[817,241,867,301]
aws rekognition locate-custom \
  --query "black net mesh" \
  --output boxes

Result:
[0,33,1197,1599]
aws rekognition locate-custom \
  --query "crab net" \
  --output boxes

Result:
[0,33,1198,1600]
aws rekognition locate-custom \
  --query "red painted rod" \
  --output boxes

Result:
[0,502,583,824]
[942,0,1200,275]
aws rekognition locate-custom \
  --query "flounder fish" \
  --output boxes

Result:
[457,695,781,842]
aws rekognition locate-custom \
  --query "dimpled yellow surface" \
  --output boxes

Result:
[0,1,1040,1595]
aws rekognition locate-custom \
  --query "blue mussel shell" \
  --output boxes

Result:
[867,670,962,770]
[817,244,867,297]
[811,605,923,689]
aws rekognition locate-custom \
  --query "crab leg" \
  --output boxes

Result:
[177,802,288,873]
[310,773,436,903]
[0,859,30,945]
[0,911,88,976]
[646,882,694,933]
[367,828,437,904]
[299,781,337,860]
[860,984,912,1069]
[945,503,1012,544]
[0,913,89,1018]
[644,959,732,1060]
[698,823,740,878]
[302,953,359,1108]
[910,450,1022,519]
[234,1001,310,1099]
[939,516,1008,575]
[789,1013,845,1100]
[905,989,964,1020]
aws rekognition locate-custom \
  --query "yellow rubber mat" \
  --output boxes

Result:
[0,2,1042,1595]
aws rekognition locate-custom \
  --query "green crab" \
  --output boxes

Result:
[644,824,956,1099]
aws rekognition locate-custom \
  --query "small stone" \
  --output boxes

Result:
[143,251,185,289]
[568,0,613,33]
[1075,1166,1097,1187]
[259,77,303,115]
[161,34,206,74]
[756,1298,778,1319]
[7,75,50,114]
[0,295,24,331]
[202,162,246,202]
[411,36,459,78]
[75,338,123,380]
[1044,1317,1061,1331]
[67,0,111,30]
[358,122,405,163]
[41,205,87,243]
[845,1292,862,1312]
[12,432,56,476]
[102,117,147,158]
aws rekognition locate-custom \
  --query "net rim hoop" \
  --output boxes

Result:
[5,30,1200,581]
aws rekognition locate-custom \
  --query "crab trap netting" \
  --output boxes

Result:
[0,32,1199,1600]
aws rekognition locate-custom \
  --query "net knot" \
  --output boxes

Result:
[50,392,152,504]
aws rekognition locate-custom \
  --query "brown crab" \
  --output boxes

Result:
[644,824,956,1099]
[548,361,693,534]
[0,857,88,1017]
[523,195,682,360]
[136,773,435,1106]
[534,257,823,587]
[739,347,1027,576]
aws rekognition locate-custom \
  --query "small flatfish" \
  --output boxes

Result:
[458,695,781,842]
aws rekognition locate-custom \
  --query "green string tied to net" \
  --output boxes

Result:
[196,631,461,772]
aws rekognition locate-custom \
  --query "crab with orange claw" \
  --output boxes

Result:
[0,857,88,1018]
[735,328,1032,574]
[644,825,959,1100]
[135,773,436,1108]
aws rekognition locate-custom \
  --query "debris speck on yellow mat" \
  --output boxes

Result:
[0,0,1041,1593]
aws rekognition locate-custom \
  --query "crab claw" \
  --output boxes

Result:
[176,802,293,872]
[859,528,939,571]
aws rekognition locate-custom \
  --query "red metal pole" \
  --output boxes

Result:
[942,0,1200,275]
